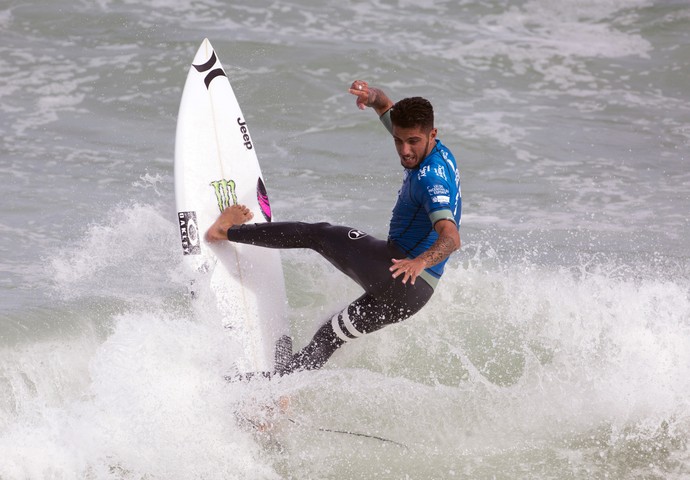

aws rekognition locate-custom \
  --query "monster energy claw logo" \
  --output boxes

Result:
[210,179,237,212]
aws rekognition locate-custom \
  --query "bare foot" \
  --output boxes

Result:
[205,205,254,243]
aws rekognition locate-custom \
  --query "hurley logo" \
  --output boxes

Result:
[348,229,368,240]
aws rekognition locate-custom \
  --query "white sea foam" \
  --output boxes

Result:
[9,244,689,478]
[3,194,689,478]
[49,203,179,303]
[0,310,282,479]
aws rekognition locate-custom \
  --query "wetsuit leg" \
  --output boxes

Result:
[283,280,433,373]
[226,222,401,295]
[225,221,434,373]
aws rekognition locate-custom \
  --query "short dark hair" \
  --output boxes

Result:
[390,97,434,132]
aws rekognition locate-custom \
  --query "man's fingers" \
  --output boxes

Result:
[349,80,368,90]
[349,89,368,110]
[349,81,370,110]
[390,258,420,285]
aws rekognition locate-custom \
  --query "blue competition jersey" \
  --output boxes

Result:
[388,139,462,284]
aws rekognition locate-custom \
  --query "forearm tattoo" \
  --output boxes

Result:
[419,234,457,267]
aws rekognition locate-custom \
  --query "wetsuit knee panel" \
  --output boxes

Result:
[330,307,365,342]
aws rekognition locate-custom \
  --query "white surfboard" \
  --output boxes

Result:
[174,38,290,375]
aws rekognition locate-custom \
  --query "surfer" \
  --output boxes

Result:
[206,81,461,374]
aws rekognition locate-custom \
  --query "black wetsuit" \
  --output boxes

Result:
[226,222,434,373]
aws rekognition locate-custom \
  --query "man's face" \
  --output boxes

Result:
[392,124,437,169]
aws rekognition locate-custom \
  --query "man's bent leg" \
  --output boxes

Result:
[281,283,433,374]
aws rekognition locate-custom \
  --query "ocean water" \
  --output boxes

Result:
[1,0,689,478]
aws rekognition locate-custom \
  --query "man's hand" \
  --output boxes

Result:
[390,256,428,285]
[390,219,460,285]
[348,80,394,116]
